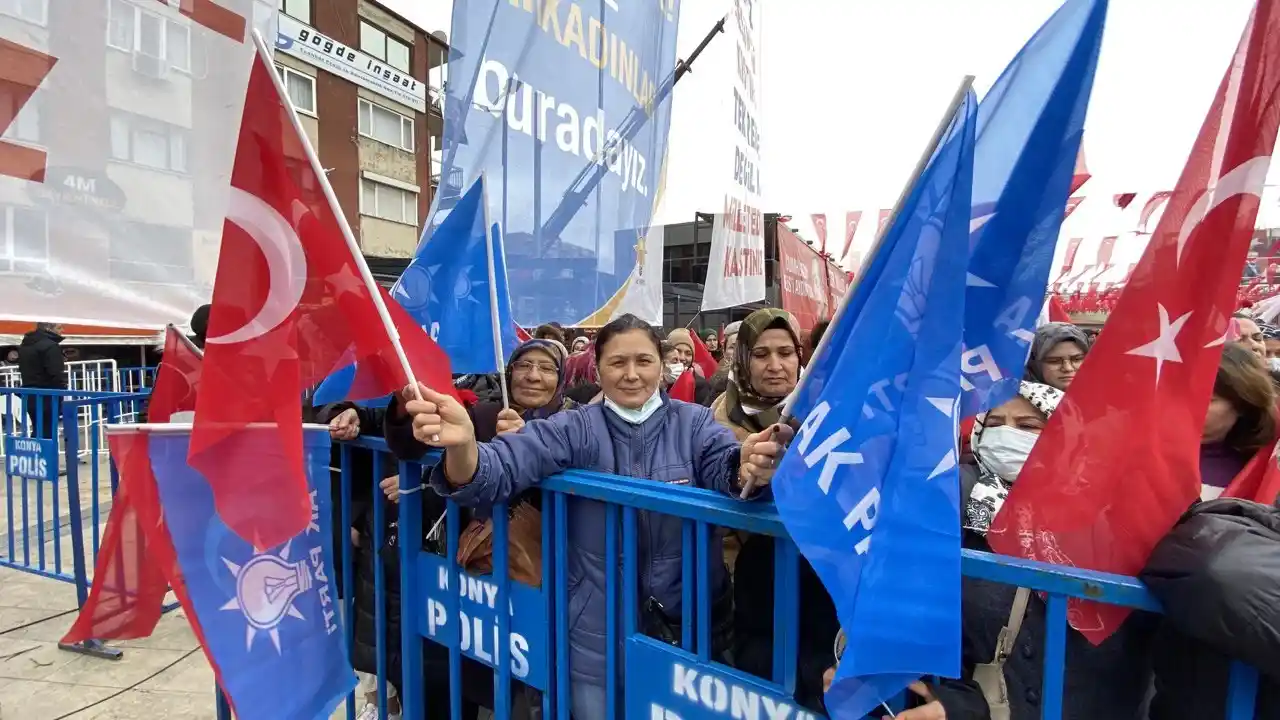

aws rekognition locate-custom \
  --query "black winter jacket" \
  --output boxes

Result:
[1141,498,1280,719]
[18,328,65,389]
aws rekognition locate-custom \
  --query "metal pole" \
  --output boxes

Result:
[539,16,728,250]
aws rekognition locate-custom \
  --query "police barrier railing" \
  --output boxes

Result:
[211,436,1265,720]
[0,388,151,660]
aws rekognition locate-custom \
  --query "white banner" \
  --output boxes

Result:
[275,14,427,113]
[610,224,665,325]
[701,0,764,312]
[0,0,275,329]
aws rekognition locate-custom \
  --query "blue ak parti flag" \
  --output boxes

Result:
[139,426,355,720]
[392,175,518,374]
[312,176,518,405]
[773,89,977,718]
[960,0,1108,416]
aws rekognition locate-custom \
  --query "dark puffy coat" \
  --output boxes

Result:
[18,327,65,388]
[1141,498,1280,719]
[928,465,1159,720]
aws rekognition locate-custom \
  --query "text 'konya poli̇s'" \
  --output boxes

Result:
[471,0,675,197]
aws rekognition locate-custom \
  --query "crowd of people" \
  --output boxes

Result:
[303,305,1278,720]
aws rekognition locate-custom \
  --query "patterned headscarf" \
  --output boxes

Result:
[721,308,801,434]
[505,339,567,420]
[965,381,1064,535]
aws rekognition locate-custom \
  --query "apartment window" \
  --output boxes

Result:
[360,178,417,226]
[358,99,414,152]
[274,64,317,116]
[106,0,192,72]
[0,0,47,25]
[0,205,48,274]
[109,221,193,284]
[0,90,41,145]
[277,0,309,24]
[110,112,189,173]
[360,20,411,74]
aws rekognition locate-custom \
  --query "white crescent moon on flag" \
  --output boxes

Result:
[1175,155,1271,265]
[206,187,309,345]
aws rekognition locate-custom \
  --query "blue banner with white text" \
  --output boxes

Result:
[437,0,681,326]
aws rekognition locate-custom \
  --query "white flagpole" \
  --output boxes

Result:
[480,174,512,410]
[249,30,423,400]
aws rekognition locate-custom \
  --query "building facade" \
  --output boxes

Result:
[274,0,446,259]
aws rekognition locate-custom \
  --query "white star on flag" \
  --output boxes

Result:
[926,395,961,480]
[1125,303,1192,385]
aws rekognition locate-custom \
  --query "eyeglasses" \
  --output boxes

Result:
[1043,354,1085,370]
[511,360,558,376]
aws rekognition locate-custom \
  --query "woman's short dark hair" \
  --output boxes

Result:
[1216,343,1278,456]
[594,313,663,363]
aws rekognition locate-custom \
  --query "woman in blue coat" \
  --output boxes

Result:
[402,314,789,720]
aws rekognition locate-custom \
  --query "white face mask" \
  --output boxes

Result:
[665,362,685,378]
[1269,357,1280,373]
[976,425,1040,482]
[604,389,663,425]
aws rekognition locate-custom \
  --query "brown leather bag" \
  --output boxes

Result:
[455,502,543,587]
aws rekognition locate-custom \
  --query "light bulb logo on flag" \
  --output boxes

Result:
[220,540,313,654]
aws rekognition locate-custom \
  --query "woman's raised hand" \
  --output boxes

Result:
[404,383,474,448]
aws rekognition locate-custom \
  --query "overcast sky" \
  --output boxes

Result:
[383,0,1260,267]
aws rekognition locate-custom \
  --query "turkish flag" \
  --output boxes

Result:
[988,1,1280,645]
[810,213,828,254]
[148,326,203,423]
[515,324,533,343]
[190,42,442,548]
[668,369,695,402]
[841,211,862,262]
[1071,146,1091,194]
[63,327,205,644]
[690,331,720,378]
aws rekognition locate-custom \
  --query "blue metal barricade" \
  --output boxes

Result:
[0,387,150,660]
[209,436,1265,720]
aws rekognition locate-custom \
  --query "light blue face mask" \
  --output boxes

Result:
[604,389,663,425]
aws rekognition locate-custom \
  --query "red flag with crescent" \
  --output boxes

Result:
[989,0,1280,645]
[149,326,203,423]
[189,43,438,548]
[841,211,862,261]
[62,325,205,645]
[810,213,828,253]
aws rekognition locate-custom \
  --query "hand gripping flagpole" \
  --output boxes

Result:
[740,74,976,500]
[249,29,424,403]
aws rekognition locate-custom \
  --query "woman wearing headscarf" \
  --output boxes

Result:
[710,309,802,439]
[1024,322,1090,391]
[709,320,742,397]
[664,329,715,405]
[398,314,786,720]
[837,382,1157,720]
[713,309,835,712]
[376,337,577,720]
